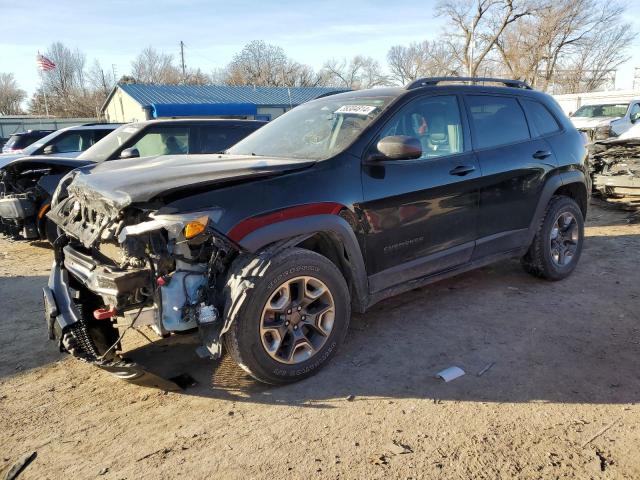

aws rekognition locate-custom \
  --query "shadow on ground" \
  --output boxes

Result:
[121,234,639,407]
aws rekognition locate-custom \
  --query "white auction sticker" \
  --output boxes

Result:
[335,105,377,115]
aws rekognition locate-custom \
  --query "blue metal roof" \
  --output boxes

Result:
[117,83,348,108]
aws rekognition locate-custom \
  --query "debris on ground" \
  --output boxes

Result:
[435,366,465,382]
[477,362,495,377]
[387,440,413,455]
[4,451,37,480]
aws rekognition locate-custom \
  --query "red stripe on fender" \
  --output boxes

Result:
[228,202,344,243]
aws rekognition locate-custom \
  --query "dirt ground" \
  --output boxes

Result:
[0,203,638,480]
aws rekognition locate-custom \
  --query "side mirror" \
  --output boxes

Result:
[632,113,640,124]
[43,145,58,155]
[120,147,140,159]
[374,135,422,161]
[568,111,573,117]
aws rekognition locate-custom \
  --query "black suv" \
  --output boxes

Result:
[0,119,264,242]
[44,78,590,386]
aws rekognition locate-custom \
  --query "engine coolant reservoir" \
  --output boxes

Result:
[161,263,207,331]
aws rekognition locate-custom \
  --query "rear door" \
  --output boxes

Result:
[360,94,481,292]
[463,94,558,258]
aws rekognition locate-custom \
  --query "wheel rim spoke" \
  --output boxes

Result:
[549,211,580,267]
[260,275,335,365]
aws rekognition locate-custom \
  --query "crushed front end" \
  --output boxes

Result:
[44,180,238,384]
[591,138,640,199]
[0,165,52,239]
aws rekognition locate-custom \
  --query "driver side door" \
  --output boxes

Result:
[359,94,481,293]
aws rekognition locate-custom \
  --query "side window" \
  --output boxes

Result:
[92,129,112,146]
[630,103,640,123]
[378,95,464,159]
[199,127,251,153]
[51,132,94,153]
[129,127,190,157]
[522,100,561,137]
[466,95,530,149]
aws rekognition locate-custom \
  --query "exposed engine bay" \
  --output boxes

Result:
[591,138,640,201]
[46,181,241,376]
[0,163,61,239]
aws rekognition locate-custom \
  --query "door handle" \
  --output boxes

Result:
[532,150,551,160]
[449,165,476,176]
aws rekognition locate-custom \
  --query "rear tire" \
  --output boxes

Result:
[222,247,351,385]
[521,196,584,280]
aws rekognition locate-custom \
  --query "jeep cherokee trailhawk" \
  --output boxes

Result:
[44,77,590,386]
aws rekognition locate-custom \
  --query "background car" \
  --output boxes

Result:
[0,123,121,169]
[0,118,265,242]
[570,100,640,141]
[2,129,55,154]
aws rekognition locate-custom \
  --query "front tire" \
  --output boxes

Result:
[222,247,351,385]
[521,196,584,280]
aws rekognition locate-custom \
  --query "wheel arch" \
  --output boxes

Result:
[237,214,369,313]
[526,170,589,246]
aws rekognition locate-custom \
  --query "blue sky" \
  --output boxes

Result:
[2,0,640,96]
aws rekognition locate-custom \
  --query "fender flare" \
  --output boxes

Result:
[237,214,369,312]
[526,170,588,245]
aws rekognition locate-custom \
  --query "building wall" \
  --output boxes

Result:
[103,88,147,123]
[553,90,640,115]
[257,107,288,120]
[0,117,97,140]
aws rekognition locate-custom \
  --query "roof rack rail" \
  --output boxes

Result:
[405,76,532,90]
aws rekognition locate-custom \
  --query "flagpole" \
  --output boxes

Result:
[37,51,50,117]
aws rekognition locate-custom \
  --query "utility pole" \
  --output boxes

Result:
[180,41,186,82]
[111,64,118,84]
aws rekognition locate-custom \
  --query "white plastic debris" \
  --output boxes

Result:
[435,366,466,382]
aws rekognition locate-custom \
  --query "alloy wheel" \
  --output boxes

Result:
[549,211,580,267]
[260,276,335,364]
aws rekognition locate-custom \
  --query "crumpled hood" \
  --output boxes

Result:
[570,116,618,129]
[68,153,316,209]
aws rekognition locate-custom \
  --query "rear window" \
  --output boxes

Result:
[466,95,530,149]
[522,100,561,136]
[5,132,48,150]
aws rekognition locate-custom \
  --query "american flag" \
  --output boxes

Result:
[36,54,56,71]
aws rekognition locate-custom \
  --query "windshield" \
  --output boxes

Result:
[77,123,143,161]
[227,95,395,160]
[572,103,628,118]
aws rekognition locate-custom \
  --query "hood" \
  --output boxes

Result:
[1,154,91,171]
[570,116,617,129]
[68,153,316,209]
[0,151,82,170]
[0,153,26,169]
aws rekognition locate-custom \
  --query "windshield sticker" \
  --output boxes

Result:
[335,105,377,115]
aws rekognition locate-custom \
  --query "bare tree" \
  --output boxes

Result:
[223,40,321,87]
[131,47,182,84]
[30,42,98,117]
[321,56,389,89]
[0,73,26,115]
[41,42,87,97]
[387,41,461,85]
[437,0,536,76]
[88,60,116,98]
[495,0,636,91]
